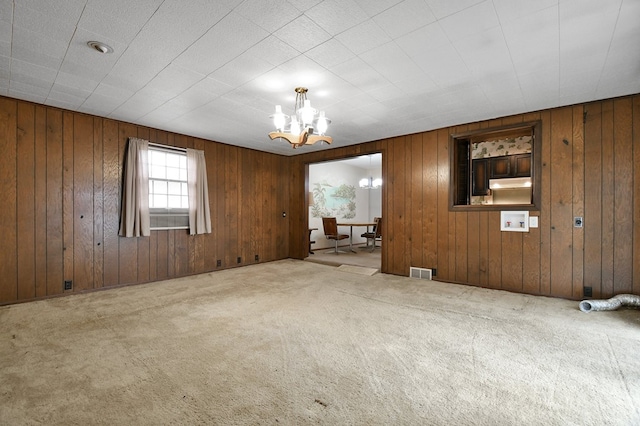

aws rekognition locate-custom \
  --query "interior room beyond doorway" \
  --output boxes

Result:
[306,153,382,270]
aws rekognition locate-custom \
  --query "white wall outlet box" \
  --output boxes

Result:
[501,211,530,232]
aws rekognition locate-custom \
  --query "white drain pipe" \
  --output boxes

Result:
[579,294,640,313]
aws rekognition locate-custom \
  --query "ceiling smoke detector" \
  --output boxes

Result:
[87,41,113,54]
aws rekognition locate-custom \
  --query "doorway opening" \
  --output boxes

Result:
[305,153,382,270]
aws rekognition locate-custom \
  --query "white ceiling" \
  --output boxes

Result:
[2,0,638,156]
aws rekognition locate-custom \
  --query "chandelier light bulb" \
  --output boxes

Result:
[272,105,286,131]
[317,111,328,135]
[299,99,315,126]
[290,116,301,136]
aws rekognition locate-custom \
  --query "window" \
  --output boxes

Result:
[449,121,541,211]
[120,137,211,237]
[148,146,189,229]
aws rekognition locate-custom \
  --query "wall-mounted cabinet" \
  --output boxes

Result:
[472,153,531,196]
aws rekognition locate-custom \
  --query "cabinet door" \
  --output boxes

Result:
[513,154,531,177]
[490,156,511,178]
[472,159,489,195]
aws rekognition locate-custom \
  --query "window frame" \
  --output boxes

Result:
[147,144,189,230]
[449,120,542,211]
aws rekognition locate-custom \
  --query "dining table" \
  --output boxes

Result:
[336,221,377,252]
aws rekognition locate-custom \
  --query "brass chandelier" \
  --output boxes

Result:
[269,87,332,149]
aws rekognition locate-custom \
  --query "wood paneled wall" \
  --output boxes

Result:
[0,97,290,305]
[2,94,639,305]
[289,94,640,300]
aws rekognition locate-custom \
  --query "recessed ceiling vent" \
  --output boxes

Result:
[87,41,113,54]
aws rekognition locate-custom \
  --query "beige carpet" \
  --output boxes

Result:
[1,259,639,425]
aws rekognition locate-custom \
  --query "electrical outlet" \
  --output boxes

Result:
[431,268,437,277]
[237,257,241,264]
[64,280,72,290]
[583,286,592,297]
[255,254,259,261]
[216,259,221,267]
[574,217,583,228]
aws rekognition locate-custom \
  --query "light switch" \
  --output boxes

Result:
[529,216,539,228]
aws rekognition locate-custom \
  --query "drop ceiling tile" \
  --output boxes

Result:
[373,0,437,40]
[286,0,323,12]
[235,0,302,33]
[77,8,141,45]
[352,0,404,16]
[0,18,11,42]
[438,1,500,42]
[274,14,332,52]
[13,3,76,42]
[11,59,58,84]
[453,27,512,77]
[0,0,13,23]
[305,0,367,36]
[84,0,164,26]
[209,52,274,88]
[45,97,84,111]
[139,99,190,123]
[10,72,54,92]
[80,94,122,115]
[92,82,134,101]
[109,91,168,121]
[396,23,474,86]
[330,57,386,91]
[396,21,450,53]
[366,81,405,103]
[558,69,600,96]
[275,55,334,88]
[0,54,7,68]
[174,12,269,75]
[425,0,485,19]
[393,74,438,96]
[305,38,355,68]
[105,55,166,93]
[360,42,428,83]
[12,27,69,62]
[144,63,206,98]
[613,0,640,39]
[0,39,9,58]
[10,80,51,97]
[502,6,559,71]
[246,36,300,68]
[17,0,86,22]
[55,71,100,93]
[335,19,392,55]
[49,86,88,106]
[8,88,46,103]
[144,0,244,52]
[248,66,296,97]
[492,0,558,22]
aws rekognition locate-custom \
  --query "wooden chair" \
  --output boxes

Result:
[322,217,349,254]
[361,217,382,252]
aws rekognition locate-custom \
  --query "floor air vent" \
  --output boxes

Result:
[410,267,432,280]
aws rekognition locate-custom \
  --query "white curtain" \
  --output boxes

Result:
[119,138,150,237]
[187,148,212,235]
